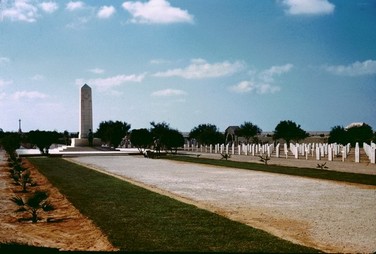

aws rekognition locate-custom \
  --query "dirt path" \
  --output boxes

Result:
[0,152,117,251]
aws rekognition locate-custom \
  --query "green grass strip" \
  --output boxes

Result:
[29,157,319,253]
[165,155,376,186]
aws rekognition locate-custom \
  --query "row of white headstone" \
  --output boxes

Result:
[363,142,376,164]
[183,141,376,164]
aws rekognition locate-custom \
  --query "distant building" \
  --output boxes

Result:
[225,126,240,144]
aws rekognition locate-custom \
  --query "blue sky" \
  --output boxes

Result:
[0,0,375,133]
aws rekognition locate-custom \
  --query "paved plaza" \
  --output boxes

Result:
[69,155,376,253]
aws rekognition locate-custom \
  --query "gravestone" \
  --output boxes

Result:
[355,143,360,163]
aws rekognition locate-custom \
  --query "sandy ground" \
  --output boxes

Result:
[0,151,118,251]
[69,155,376,253]
[196,151,376,175]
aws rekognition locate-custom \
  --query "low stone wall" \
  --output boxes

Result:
[71,138,101,147]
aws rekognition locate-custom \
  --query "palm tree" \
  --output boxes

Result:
[11,190,54,223]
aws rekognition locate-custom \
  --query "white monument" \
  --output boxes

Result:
[71,84,100,147]
[79,84,93,139]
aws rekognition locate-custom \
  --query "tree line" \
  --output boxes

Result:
[1,120,375,156]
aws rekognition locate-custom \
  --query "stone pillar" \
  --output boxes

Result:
[79,84,93,139]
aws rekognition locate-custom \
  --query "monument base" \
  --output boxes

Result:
[71,138,101,147]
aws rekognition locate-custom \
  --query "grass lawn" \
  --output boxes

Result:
[28,157,320,253]
[165,155,376,186]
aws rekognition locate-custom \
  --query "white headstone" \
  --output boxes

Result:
[355,142,360,163]
[328,144,333,161]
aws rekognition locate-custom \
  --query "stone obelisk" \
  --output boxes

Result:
[79,84,93,139]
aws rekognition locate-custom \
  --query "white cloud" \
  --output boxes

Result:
[0,79,13,88]
[97,5,116,19]
[325,60,376,76]
[76,73,146,92]
[0,0,39,22]
[30,74,45,81]
[259,63,293,82]
[12,90,48,100]
[88,68,105,74]
[229,64,291,94]
[66,1,85,11]
[0,57,10,65]
[281,0,335,15]
[151,89,187,97]
[66,16,90,29]
[122,0,194,24]
[230,81,280,94]
[257,83,281,94]
[154,59,245,79]
[39,2,58,13]
[150,59,171,65]
[230,81,255,93]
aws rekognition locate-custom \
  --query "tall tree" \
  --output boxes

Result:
[346,123,373,146]
[149,122,184,153]
[96,121,131,148]
[163,129,185,154]
[28,130,60,154]
[189,124,224,145]
[328,126,347,145]
[0,132,21,159]
[235,122,262,144]
[130,128,153,153]
[150,121,170,153]
[273,120,309,144]
[328,124,373,146]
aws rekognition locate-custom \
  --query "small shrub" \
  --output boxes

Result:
[11,190,54,223]
[220,153,231,160]
[316,162,328,170]
[258,154,271,165]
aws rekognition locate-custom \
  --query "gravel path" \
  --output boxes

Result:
[69,155,376,253]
